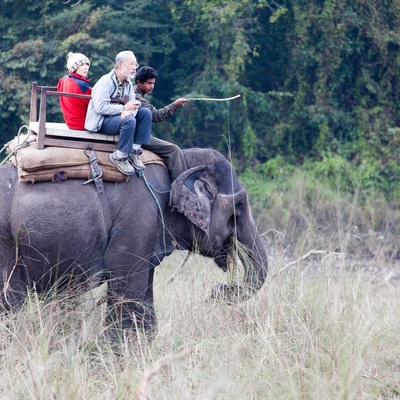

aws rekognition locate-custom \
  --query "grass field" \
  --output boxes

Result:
[0,239,399,400]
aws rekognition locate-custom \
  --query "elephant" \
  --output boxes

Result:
[0,148,267,337]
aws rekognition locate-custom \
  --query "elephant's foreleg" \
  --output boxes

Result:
[106,296,156,328]
[105,273,157,340]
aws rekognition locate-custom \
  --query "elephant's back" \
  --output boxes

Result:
[5,161,171,234]
[104,163,171,217]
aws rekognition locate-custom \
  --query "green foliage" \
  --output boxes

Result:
[241,152,400,234]
[260,155,295,183]
[242,125,257,161]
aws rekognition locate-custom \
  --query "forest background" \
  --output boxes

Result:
[0,0,399,241]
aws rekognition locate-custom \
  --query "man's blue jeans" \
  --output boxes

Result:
[98,108,152,154]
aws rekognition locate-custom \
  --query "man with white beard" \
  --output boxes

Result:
[85,51,152,175]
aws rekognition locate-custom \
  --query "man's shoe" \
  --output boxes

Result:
[129,149,146,171]
[109,151,135,176]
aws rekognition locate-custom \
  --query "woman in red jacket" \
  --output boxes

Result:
[57,52,92,130]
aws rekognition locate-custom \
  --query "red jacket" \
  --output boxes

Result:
[57,73,92,130]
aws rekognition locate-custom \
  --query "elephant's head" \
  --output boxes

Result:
[169,149,268,302]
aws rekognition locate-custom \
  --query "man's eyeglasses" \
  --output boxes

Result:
[125,61,139,68]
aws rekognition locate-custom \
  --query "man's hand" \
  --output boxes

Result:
[174,98,189,108]
[121,100,141,118]
[125,100,141,111]
[120,110,132,119]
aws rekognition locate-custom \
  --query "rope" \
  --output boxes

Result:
[142,173,168,255]
[187,94,241,102]
[0,125,32,165]
[143,178,170,195]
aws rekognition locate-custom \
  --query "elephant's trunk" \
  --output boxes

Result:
[210,219,268,302]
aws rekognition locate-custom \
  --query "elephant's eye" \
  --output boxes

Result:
[235,200,245,213]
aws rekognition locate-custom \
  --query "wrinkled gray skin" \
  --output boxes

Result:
[0,148,267,336]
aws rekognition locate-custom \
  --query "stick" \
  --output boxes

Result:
[271,250,344,277]
[187,94,241,102]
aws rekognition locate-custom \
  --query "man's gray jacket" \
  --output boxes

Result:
[85,69,137,132]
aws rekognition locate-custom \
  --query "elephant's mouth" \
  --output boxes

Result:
[214,251,229,271]
[212,238,235,272]
[212,236,255,274]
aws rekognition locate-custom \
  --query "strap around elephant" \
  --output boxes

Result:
[83,146,112,237]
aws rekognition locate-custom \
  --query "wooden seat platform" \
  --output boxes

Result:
[29,82,119,152]
[29,121,119,152]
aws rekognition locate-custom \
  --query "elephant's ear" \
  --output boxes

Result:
[169,165,214,234]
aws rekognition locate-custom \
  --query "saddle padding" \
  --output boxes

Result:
[7,135,165,183]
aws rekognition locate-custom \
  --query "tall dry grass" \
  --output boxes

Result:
[0,239,399,399]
